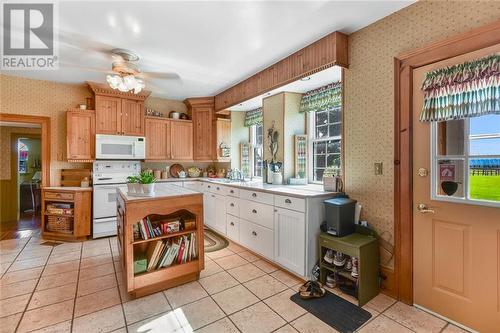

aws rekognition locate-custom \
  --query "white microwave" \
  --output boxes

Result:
[95,134,145,160]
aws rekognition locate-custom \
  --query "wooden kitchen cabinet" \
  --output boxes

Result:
[121,99,145,135]
[170,120,193,160]
[89,82,150,136]
[95,95,122,135]
[145,117,171,160]
[67,110,95,161]
[215,118,231,162]
[184,97,214,161]
[145,117,192,161]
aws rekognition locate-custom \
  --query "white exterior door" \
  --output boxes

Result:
[274,207,306,276]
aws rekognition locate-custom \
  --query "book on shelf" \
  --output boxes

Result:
[137,233,198,274]
[135,216,196,241]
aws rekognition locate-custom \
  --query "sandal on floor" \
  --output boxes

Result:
[299,280,323,293]
[299,281,326,299]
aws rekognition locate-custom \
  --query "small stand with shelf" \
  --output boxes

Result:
[318,230,379,306]
[41,187,91,241]
[117,187,204,298]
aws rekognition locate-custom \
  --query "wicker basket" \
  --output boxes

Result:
[46,216,73,233]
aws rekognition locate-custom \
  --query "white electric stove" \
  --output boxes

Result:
[92,161,140,238]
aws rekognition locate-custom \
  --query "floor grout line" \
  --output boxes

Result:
[68,241,84,333]
[14,236,58,333]
[0,238,31,280]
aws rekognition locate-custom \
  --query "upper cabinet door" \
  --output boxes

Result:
[67,111,95,161]
[145,118,170,160]
[170,121,193,160]
[192,107,213,160]
[121,99,145,136]
[95,96,122,135]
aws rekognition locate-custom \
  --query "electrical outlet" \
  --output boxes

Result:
[374,162,383,175]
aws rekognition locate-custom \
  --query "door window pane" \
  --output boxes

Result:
[436,159,465,198]
[436,119,464,156]
[470,138,500,155]
[469,158,500,202]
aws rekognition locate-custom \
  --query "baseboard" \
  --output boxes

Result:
[380,266,397,299]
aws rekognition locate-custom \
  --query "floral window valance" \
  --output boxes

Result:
[244,107,263,127]
[420,54,500,122]
[299,81,342,113]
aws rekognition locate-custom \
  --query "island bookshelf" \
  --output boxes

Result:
[117,188,204,298]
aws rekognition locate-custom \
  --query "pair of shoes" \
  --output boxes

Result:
[351,257,359,277]
[333,252,346,267]
[323,249,334,264]
[299,280,326,299]
[326,273,336,288]
[345,258,353,271]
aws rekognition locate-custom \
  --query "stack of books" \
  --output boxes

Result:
[143,233,197,272]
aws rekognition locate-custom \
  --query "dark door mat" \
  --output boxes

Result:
[290,290,372,333]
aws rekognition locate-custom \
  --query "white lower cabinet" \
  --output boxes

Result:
[204,193,216,229]
[226,214,239,241]
[274,207,306,276]
[214,194,226,234]
[239,219,274,259]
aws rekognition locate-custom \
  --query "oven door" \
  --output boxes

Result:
[93,184,124,219]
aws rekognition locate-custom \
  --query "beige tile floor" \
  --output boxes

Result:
[0,236,467,333]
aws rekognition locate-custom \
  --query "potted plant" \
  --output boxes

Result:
[139,171,156,194]
[126,175,138,193]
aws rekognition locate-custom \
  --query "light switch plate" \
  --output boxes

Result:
[374,162,383,175]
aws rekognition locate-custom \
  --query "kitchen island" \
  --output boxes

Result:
[117,185,204,298]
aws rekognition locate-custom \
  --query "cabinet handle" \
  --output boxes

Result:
[230,222,234,226]
[208,185,211,188]
[252,209,257,214]
[230,190,234,193]
[274,209,277,212]
[252,231,257,236]
[230,203,235,207]
[285,199,292,204]
[216,187,220,190]
[211,194,215,198]
[252,193,257,197]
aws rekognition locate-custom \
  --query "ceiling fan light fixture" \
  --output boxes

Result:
[106,74,145,94]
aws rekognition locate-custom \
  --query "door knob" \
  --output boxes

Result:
[417,203,435,214]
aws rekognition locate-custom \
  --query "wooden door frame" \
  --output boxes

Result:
[394,20,500,304]
[0,114,51,188]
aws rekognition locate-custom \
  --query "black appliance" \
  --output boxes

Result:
[323,197,357,237]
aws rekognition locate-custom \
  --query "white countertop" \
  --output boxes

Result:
[156,177,336,198]
[118,185,201,202]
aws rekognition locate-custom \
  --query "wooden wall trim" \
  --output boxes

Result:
[214,31,348,111]
[87,81,151,101]
[393,20,500,304]
[0,114,51,187]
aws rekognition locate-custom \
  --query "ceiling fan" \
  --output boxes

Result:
[106,48,147,94]
[57,32,180,94]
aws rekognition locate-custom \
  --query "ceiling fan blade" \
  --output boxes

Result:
[139,71,180,80]
[58,29,119,59]
[59,61,114,75]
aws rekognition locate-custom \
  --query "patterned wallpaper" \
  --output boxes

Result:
[0,126,41,180]
[0,75,190,185]
[344,0,500,268]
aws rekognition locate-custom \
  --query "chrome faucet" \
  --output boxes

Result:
[228,169,247,182]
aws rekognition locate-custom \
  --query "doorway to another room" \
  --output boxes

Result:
[0,114,51,240]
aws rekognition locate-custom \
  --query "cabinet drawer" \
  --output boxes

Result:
[198,181,208,193]
[205,182,215,193]
[226,215,239,241]
[209,184,228,195]
[226,197,239,217]
[240,189,274,205]
[239,220,274,260]
[45,191,74,201]
[274,195,306,212]
[183,181,200,191]
[226,186,239,197]
[240,200,274,229]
